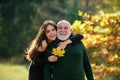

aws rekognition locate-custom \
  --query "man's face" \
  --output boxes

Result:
[57,22,71,41]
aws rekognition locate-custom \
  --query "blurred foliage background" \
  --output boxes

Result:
[0,0,120,80]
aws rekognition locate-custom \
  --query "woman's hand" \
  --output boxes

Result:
[57,40,72,50]
[48,55,58,62]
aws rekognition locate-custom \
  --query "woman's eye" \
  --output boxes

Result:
[52,29,55,31]
[46,30,50,33]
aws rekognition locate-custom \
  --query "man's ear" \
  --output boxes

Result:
[70,28,72,32]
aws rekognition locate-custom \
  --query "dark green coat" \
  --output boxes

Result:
[44,40,94,80]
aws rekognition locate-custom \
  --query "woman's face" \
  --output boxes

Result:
[45,25,57,43]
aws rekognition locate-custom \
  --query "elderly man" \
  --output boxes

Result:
[44,20,94,80]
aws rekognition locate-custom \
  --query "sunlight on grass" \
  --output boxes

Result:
[0,63,28,80]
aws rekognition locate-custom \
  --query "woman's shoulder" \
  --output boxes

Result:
[38,40,47,52]
[42,40,47,45]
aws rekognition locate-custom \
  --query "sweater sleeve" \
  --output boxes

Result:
[82,42,94,80]
[69,34,83,45]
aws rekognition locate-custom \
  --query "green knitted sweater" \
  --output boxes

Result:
[44,40,94,80]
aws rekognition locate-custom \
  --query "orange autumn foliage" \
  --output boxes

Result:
[72,11,120,80]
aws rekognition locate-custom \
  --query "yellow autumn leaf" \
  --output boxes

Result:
[78,10,83,16]
[52,47,65,57]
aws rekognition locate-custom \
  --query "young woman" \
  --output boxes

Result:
[25,20,83,80]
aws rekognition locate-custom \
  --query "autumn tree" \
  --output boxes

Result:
[72,11,120,80]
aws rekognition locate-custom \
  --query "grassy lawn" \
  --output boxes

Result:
[0,63,28,80]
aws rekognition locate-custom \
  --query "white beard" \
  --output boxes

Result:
[57,32,71,41]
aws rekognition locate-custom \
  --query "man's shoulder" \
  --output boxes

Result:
[77,40,83,44]
[73,41,84,47]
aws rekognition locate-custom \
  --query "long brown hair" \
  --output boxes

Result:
[25,20,57,61]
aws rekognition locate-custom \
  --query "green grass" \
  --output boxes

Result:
[0,63,28,80]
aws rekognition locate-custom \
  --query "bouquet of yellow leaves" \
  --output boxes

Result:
[52,47,65,57]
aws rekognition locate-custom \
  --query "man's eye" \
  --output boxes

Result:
[64,27,68,29]
[58,27,62,29]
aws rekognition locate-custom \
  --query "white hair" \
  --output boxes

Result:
[56,20,71,28]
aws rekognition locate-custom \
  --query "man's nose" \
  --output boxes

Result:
[61,28,65,31]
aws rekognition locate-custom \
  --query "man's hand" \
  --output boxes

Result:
[48,55,58,62]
